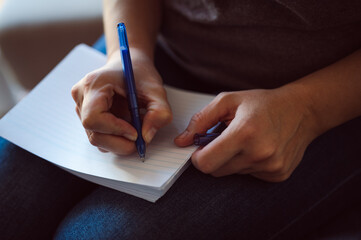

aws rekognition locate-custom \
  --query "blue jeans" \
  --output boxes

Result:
[0,39,360,239]
[1,116,360,239]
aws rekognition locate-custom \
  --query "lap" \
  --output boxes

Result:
[54,116,361,240]
[2,37,359,239]
[0,137,96,239]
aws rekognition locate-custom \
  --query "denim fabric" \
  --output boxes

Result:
[306,202,361,240]
[0,138,96,239]
[49,116,359,240]
[1,115,360,240]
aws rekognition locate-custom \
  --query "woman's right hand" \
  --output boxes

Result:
[71,49,172,155]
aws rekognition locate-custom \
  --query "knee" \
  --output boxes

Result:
[54,190,154,240]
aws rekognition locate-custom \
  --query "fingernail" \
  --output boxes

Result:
[124,133,137,141]
[145,127,157,143]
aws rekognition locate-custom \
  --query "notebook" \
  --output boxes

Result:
[0,44,215,202]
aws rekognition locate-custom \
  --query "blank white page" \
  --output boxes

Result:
[0,44,215,194]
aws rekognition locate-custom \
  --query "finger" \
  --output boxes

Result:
[251,137,307,182]
[98,147,109,153]
[190,120,246,174]
[71,82,84,108]
[249,157,294,183]
[82,111,137,141]
[71,71,107,108]
[210,153,255,177]
[251,172,292,183]
[75,105,81,119]
[135,86,173,143]
[81,87,137,141]
[86,130,136,155]
[142,105,172,143]
[174,92,235,147]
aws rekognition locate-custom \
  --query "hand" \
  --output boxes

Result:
[71,50,172,155]
[174,88,317,182]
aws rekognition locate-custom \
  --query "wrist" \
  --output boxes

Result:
[280,49,361,136]
[107,47,154,67]
[277,83,321,140]
[106,48,155,71]
[105,47,162,87]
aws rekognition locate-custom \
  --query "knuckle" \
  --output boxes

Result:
[278,173,291,181]
[83,72,100,89]
[190,112,205,126]
[214,91,234,106]
[257,144,277,160]
[75,106,80,117]
[114,142,136,156]
[265,160,284,174]
[100,83,115,96]
[216,92,229,102]
[88,132,99,146]
[242,123,257,137]
[71,85,79,100]
[98,147,108,153]
[102,83,114,91]
[194,158,215,174]
[156,86,168,98]
[159,109,173,125]
[121,146,136,155]
[84,71,99,82]
[268,173,291,183]
[82,117,96,130]
[235,123,257,143]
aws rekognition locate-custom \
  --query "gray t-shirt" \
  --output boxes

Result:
[159,0,361,90]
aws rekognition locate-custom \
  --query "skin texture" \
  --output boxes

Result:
[72,0,172,154]
[174,88,314,182]
[71,49,172,154]
[72,0,361,182]
[175,48,361,182]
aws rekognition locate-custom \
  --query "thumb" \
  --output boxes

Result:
[174,93,231,147]
[142,104,173,143]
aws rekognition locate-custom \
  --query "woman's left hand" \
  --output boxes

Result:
[174,87,318,182]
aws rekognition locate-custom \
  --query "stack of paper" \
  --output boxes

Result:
[0,44,214,202]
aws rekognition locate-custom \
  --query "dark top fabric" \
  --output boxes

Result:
[159,0,361,90]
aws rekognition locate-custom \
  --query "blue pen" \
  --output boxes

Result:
[117,23,146,161]
[193,122,227,146]
[193,133,221,146]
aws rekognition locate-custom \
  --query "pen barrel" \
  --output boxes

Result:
[118,23,146,158]
[129,104,141,132]
[193,133,221,146]
[121,50,137,94]
[128,94,145,138]
[121,50,143,141]
[127,93,139,111]
[130,106,146,156]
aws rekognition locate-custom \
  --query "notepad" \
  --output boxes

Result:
[0,44,215,202]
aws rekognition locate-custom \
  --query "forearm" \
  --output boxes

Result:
[103,0,162,61]
[283,48,361,136]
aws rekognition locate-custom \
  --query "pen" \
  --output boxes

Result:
[117,23,146,161]
[193,122,227,146]
[193,133,221,146]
